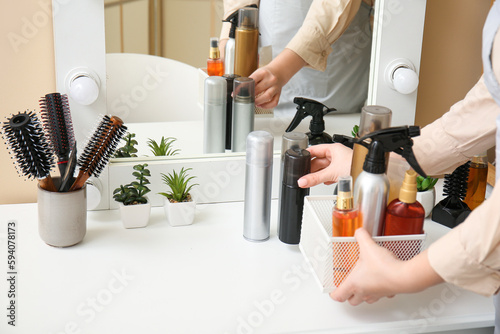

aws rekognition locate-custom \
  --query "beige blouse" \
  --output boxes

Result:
[221,0,365,71]
[413,29,500,296]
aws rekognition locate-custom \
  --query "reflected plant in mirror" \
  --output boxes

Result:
[114,132,138,158]
[147,136,179,157]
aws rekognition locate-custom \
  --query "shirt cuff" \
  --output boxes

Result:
[428,188,500,296]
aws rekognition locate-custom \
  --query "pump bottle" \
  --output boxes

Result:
[383,170,425,236]
[207,37,224,76]
[332,175,359,286]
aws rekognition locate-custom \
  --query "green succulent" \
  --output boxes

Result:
[416,175,438,192]
[147,136,179,156]
[351,124,359,138]
[113,164,151,205]
[114,132,138,158]
[159,167,198,203]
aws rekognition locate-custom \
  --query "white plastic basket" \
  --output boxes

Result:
[299,196,426,293]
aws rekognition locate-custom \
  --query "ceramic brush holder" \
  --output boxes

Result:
[38,177,87,247]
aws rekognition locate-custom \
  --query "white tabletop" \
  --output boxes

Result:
[0,201,494,334]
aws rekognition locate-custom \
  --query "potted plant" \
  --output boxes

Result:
[113,163,152,228]
[159,167,198,226]
[416,175,439,218]
[114,132,138,158]
[147,136,180,156]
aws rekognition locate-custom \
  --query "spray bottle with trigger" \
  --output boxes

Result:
[347,126,427,236]
[222,10,238,75]
[285,97,336,145]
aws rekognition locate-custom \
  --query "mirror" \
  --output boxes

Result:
[53,0,427,162]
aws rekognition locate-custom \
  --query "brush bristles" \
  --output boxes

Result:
[77,115,127,178]
[39,93,75,160]
[2,110,55,179]
[443,161,471,200]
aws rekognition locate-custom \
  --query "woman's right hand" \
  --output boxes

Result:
[297,143,353,188]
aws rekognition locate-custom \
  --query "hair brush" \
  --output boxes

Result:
[431,161,471,228]
[69,115,127,191]
[39,93,75,180]
[2,110,57,192]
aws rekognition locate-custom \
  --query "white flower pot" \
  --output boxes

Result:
[416,188,436,218]
[163,197,196,226]
[118,199,151,229]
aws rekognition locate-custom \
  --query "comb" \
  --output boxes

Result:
[2,111,57,192]
[39,93,75,178]
[69,115,127,191]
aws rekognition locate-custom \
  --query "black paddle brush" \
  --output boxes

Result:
[2,110,57,192]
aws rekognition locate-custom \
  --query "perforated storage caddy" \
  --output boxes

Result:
[299,196,426,293]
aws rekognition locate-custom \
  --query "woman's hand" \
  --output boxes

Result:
[297,143,353,188]
[330,229,444,306]
[250,48,306,109]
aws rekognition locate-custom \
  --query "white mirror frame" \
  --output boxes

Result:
[52,0,427,210]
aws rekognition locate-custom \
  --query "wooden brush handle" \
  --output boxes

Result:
[38,175,58,192]
[68,170,89,192]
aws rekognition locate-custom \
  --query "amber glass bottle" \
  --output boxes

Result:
[332,176,360,287]
[207,37,224,76]
[464,153,488,210]
[383,170,425,236]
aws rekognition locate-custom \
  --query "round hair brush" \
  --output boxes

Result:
[69,115,127,191]
[39,93,75,179]
[431,161,471,228]
[2,111,57,192]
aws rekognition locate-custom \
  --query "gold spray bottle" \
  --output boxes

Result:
[234,7,259,78]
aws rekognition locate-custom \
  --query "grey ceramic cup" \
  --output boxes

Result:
[37,181,87,247]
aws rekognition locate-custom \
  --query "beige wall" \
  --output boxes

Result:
[0,0,492,204]
[415,0,491,126]
[0,0,56,204]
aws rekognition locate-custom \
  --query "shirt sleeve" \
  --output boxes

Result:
[421,28,500,296]
[220,0,259,42]
[412,76,500,176]
[285,0,363,71]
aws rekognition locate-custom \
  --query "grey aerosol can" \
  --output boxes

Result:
[243,131,274,241]
[232,77,255,152]
[203,76,226,154]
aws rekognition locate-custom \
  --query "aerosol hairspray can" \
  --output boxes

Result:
[243,131,274,242]
[232,77,255,152]
[278,148,311,244]
[203,76,227,153]
[278,132,308,234]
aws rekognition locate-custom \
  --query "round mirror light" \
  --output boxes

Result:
[393,67,419,95]
[69,75,100,105]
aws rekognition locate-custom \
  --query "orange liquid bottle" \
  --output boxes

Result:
[383,170,425,236]
[464,153,488,210]
[207,37,224,76]
[332,176,360,286]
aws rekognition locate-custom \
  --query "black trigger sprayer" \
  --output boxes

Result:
[334,125,427,235]
[285,97,336,145]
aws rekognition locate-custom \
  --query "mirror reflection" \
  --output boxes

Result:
[104,0,371,162]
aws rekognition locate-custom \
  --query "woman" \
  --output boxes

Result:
[220,0,373,117]
[298,2,500,331]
